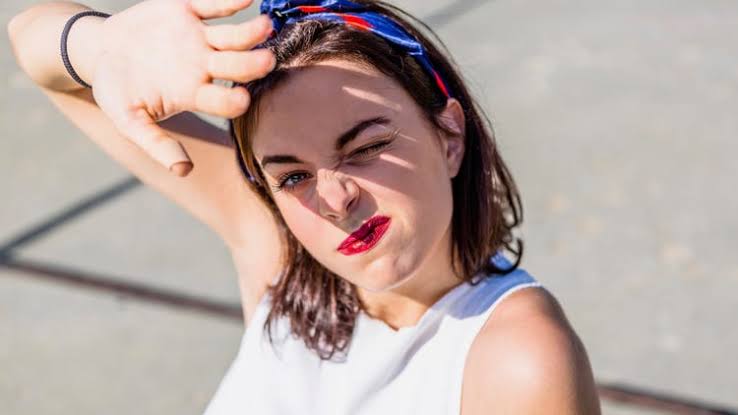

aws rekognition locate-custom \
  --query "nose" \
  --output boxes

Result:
[316,168,360,221]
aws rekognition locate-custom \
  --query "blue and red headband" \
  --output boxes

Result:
[260,0,452,98]
[231,1,453,184]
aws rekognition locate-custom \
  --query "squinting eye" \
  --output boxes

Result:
[272,138,394,193]
[274,171,310,192]
[352,141,391,159]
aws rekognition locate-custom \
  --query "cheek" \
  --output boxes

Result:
[277,201,324,248]
[400,138,454,229]
[390,137,450,201]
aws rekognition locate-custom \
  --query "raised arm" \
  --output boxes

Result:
[8,0,275,174]
[7,1,285,324]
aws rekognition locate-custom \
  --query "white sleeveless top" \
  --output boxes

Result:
[204,256,541,415]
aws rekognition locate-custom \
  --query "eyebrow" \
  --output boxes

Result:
[260,116,391,169]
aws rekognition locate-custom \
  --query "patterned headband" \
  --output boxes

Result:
[260,0,452,98]
[231,1,453,184]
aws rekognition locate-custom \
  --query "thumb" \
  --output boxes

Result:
[119,108,194,176]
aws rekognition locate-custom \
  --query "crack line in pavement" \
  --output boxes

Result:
[598,384,738,415]
[0,176,140,254]
[1,257,243,322]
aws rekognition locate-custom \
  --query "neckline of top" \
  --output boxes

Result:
[358,253,512,334]
[362,278,477,334]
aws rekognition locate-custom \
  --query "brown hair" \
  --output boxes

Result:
[230,0,523,361]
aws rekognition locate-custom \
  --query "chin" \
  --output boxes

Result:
[334,240,416,291]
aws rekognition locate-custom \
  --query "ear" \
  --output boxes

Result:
[435,98,466,179]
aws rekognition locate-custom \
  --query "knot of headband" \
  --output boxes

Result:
[259,0,452,98]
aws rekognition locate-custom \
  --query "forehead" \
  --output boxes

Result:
[251,59,412,157]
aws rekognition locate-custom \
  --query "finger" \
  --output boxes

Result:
[189,0,253,20]
[204,15,272,51]
[207,49,276,83]
[194,83,251,118]
[118,108,194,175]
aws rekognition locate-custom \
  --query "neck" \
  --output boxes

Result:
[356,227,463,332]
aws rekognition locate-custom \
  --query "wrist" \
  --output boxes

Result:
[65,13,109,89]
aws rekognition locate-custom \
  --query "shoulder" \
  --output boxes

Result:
[462,285,602,415]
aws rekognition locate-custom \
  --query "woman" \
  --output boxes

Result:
[8,0,601,413]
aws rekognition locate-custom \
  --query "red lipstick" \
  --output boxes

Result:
[337,216,391,256]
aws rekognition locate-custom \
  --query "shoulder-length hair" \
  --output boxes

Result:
[230,0,522,361]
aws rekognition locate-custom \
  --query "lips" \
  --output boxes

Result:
[337,215,391,255]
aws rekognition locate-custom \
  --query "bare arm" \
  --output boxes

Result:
[7,1,284,324]
[8,0,275,175]
[8,2,102,92]
[464,288,601,414]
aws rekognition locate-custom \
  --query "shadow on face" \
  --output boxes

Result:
[250,59,452,229]
[243,58,465,292]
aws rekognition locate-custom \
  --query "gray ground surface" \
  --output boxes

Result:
[2,1,737,414]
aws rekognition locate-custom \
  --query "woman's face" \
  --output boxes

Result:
[250,59,465,294]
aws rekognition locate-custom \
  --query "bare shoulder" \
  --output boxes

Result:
[461,286,602,415]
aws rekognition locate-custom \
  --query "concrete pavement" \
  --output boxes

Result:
[2,1,737,414]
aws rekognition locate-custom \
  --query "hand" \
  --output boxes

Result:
[92,0,275,176]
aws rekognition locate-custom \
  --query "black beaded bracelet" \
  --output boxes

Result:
[60,10,111,89]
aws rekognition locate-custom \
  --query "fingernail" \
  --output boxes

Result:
[170,161,194,177]
[266,52,277,71]
[262,15,273,34]
[148,139,191,172]
[233,90,249,108]
[258,16,273,41]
